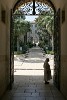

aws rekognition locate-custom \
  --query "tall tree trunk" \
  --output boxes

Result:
[17,37,20,52]
[24,33,27,45]
[52,35,54,51]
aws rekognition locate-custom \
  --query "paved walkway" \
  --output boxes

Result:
[1,46,65,100]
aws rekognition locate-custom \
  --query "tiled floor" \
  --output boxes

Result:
[1,75,65,100]
[1,47,66,100]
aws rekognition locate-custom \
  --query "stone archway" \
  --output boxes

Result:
[13,0,56,13]
[10,0,61,90]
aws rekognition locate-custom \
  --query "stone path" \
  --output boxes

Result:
[1,46,65,100]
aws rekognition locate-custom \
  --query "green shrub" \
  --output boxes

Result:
[46,50,54,54]
[14,51,22,55]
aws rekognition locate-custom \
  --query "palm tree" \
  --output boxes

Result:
[35,8,54,51]
[13,10,31,51]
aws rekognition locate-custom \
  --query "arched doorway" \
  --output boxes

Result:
[10,0,61,90]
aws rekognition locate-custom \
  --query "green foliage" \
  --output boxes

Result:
[35,8,54,51]
[13,10,31,38]
[46,50,54,54]
[38,41,45,48]
[22,45,28,54]
[35,8,54,34]
[14,51,22,55]
[14,10,25,20]
[27,42,33,48]
[14,19,31,37]
[13,9,31,52]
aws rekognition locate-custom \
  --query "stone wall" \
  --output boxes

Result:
[0,0,12,97]
[60,1,67,99]
[52,0,67,99]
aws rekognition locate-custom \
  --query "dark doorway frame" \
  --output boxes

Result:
[53,8,61,90]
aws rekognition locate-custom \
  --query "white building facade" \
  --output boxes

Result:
[27,21,39,44]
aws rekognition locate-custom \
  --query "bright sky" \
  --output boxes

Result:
[25,15,38,22]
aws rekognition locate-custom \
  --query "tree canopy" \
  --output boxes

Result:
[13,10,31,37]
[35,8,54,35]
[35,7,54,51]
